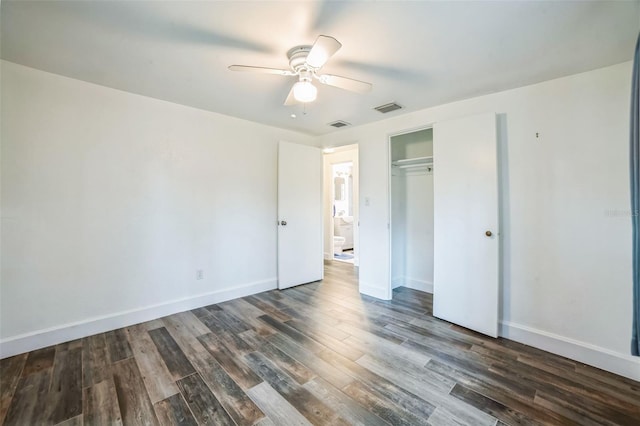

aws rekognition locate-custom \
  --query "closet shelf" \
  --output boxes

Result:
[392,156,433,169]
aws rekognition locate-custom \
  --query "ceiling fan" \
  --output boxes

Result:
[228,35,373,105]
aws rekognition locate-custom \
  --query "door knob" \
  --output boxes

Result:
[485,230,492,237]
[281,220,287,226]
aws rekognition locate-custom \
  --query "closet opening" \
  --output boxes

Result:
[323,144,359,269]
[389,127,434,297]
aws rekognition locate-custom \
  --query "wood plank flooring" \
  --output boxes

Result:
[2,261,639,425]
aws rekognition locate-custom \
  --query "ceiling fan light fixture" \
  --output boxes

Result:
[293,81,317,103]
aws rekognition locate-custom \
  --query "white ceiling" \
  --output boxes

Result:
[2,1,638,135]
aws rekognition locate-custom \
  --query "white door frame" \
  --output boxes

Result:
[323,145,359,265]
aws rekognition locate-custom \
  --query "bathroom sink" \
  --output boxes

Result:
[337,216,353,225]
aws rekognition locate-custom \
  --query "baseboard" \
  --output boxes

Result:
[499,321,640,382]
[0,278,277,359]
[359,280,391,300]
[403,277,433,293]
[392,276,433,293]
[324,251,333,261]
[391,276,404,289]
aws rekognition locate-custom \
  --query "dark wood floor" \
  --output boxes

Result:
[2,261,640,426]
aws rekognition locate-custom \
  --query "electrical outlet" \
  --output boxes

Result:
[196,269,204,280]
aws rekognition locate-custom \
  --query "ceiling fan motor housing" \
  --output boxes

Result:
[287,46,313,72]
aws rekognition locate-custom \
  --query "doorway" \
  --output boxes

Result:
[389,128,434,293]
[323,144,359,266]
[332,162,354,263]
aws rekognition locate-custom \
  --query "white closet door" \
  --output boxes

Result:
[278,141,323,289]
[433,113,500,337]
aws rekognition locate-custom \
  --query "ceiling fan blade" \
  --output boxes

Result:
[306,35,342,69]
[318,74,372,94]
[228,65,295,76]
[283,85,298,106]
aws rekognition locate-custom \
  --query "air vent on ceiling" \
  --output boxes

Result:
[374,102,403,114]
[328,120,351,128]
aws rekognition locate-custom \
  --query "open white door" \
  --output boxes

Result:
[278,141,323,289]
[433,113,500,337]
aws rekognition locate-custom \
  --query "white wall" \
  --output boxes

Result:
[2,59,638,380]
[403,170,434,291]
[390,168,406,286]
[0,61,313,356]
[390,129,433,160]
[316,61,639,380]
